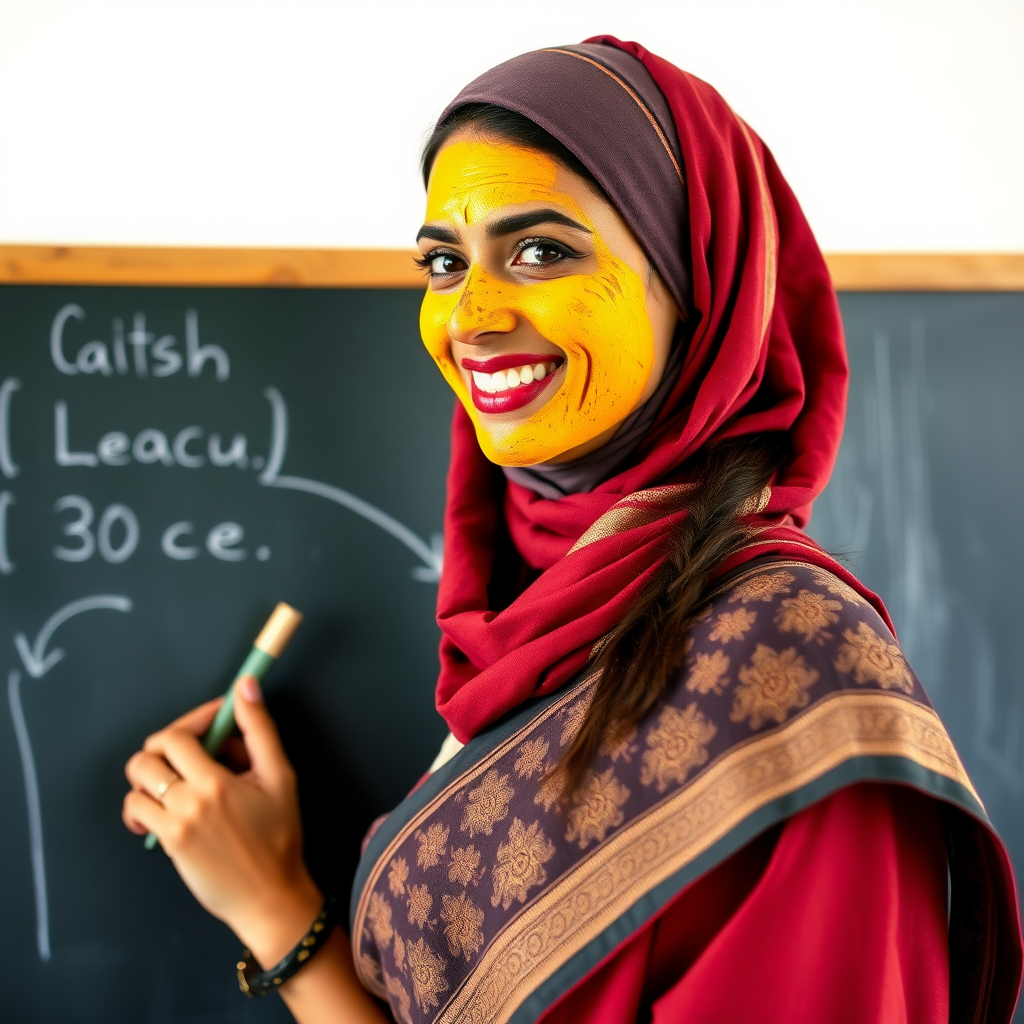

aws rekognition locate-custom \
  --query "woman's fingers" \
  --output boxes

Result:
[125,749,185,800]
[122,787,171,837]
[144,726,231,786]
[233,677,294,791]
[166,697,224,736]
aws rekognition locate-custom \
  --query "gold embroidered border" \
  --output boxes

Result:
[730,536,843,566]
[736,117,778,345]
[567,485,695,555]
[351,674,599,980]
[437,690,976,1024]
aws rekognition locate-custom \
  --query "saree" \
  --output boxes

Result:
[352,559,1020,1022]
[352,37,1022,1021]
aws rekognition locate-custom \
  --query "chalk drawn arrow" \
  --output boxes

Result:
[258,387,444,582]
[14,595,133,678]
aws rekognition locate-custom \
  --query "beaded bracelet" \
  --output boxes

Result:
[236,897,338,997]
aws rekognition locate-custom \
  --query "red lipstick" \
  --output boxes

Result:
[461,354,560,373]
[464,355,564,415]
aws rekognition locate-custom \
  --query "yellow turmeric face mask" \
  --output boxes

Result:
[418,136,674,467]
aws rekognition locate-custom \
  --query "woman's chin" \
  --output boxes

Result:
[473,425,606,469]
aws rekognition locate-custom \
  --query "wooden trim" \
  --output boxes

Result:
[0,245,426,288]
[824,252,1024,291]
[1,245,1022,290]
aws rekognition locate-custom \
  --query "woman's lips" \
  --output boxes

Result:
[462,355,563,415]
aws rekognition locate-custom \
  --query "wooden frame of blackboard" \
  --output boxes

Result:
[1,245,1023,290]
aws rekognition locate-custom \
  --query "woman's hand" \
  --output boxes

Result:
[122,677,322,967]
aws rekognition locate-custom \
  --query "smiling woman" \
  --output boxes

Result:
[122,35,1022,1024]
[416,131,678,466]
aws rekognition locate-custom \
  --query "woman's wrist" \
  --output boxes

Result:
[232,874,325,970]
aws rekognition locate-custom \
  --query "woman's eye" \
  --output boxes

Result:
[515,242,567,266]
[429,252,467,276]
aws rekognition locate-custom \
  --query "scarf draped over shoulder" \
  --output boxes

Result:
[434,37,856,742]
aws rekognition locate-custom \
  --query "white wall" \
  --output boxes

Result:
[0,0,1021,252]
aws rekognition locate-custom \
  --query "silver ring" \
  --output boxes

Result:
[155,773,181,803]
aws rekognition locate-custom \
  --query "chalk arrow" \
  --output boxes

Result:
[259,387,444,582]
[14,595,133,679]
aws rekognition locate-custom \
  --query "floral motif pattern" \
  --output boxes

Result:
[732,644,820,729]
[685,648,730,696]
[514,737,550,778]
[406,937,449,1013]
[776,589,843,643]
[600,725,638,763]
[366,892,394,950]
[565,767,631,848]
[355,560,931,1024]
[414,823,449,869]
[728,569,795,604]
[534,767,565,813]
[406,884,433,929]
[447,845,483,887]
[640,703,717,792]
[835,622,913,693]
[388,856,409,897]
[558,698,590,746]
[440,891,486,960]
[461,770,514,837]
[491,818,556,910]
[808,566,867,606]
[384,972,412,1024]
[709,608,757,643]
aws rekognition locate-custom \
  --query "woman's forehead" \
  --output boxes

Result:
[424,138,589,227]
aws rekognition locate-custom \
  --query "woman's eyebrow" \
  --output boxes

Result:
[486,210,592,238]
[416,224,461,244]
[417,224,462,243]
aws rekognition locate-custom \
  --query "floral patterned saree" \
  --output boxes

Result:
[351,561,1021,1024]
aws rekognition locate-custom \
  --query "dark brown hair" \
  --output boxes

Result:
[422,106,782,797]
[558,438,780,795]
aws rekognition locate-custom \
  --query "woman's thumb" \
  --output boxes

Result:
[233,677,289,785]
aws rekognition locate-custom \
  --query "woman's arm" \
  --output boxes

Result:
[122,677,391,1024]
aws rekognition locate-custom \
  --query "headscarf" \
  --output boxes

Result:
[432,37,886,743]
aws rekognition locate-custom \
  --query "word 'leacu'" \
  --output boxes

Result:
[54,402,253,470]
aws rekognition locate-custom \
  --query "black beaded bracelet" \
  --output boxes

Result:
[236,897,338,997]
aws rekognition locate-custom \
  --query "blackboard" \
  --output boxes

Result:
[0,285,454,1023]
[808,292,1024,907]
[0,284,1022,1022]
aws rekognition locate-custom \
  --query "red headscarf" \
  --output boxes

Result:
[433,37,886,743]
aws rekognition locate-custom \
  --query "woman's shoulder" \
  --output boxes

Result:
[682,558,923,715]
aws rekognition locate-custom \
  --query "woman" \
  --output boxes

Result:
[123,37,1022,1023]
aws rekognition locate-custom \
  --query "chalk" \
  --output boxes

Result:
[144,602,303,850]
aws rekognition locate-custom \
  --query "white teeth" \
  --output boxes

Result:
[472,361,558,393]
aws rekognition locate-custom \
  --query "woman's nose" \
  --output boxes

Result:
[447,269,518,345]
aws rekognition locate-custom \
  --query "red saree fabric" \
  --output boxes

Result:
[434,37,870,743]
[540,783,951,1023]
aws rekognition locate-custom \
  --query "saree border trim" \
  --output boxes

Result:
[432,691,977,1024]
[515,754,985,1024]
[350,674,598,936]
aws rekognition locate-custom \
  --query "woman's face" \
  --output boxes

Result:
[418,132,679,467]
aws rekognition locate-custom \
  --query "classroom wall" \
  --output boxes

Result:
[0,0,1021,254]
